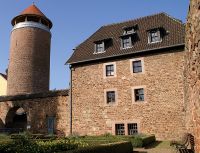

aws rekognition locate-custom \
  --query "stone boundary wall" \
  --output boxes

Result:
[0,90,70,136]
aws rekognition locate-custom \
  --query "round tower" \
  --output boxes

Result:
[7,4,53,95]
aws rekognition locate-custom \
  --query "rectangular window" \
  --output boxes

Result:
[133,60,142,73]
[128,123,138,135]
[107,91,115,103]
[134,88,144,102]
[95,41,105,53]
[122,36,132,49]
[149,30,161,43]
[106,64,114,76]
[115,124,125,135]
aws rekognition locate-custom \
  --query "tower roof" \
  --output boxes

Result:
[20,4,46,17]
[11,4,52,28]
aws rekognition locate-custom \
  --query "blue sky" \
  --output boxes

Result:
[0,0,189,90]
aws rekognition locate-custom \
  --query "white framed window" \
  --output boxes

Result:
[94,41,105,54]
[112,120,140,135]
[130,58,145,74]
[104,88,118,105]
[121,36,132,49]
[148,29,162,43]
[132,86,146,103]
[103,62,116,78]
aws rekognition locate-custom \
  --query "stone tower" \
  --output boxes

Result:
[7,4,52,95]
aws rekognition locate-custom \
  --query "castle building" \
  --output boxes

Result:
[67,13,186,140]
[0,5,192,142]
[0,73,7,96]
[7,4,52,95]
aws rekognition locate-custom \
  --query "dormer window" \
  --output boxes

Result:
[148,29,162,43]
[95,41,105,53]
[123,27,135,35]
[121,26,137,49]
[121,36,132,49]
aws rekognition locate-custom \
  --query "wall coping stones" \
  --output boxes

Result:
[0,90,69,102]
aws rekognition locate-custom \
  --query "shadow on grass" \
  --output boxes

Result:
[144,141,162,149]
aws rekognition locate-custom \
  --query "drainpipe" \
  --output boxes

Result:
[69,65,73,135]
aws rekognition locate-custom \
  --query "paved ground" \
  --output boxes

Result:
[133,141,176,153]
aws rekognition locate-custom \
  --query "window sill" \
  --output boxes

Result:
[148,40,162,44]
[120,46,133,50]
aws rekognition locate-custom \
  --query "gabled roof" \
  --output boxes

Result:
[20,4,46,17]
[0,73,7,80]
[67,13,185,64]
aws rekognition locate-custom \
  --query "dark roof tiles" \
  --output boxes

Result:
[67,13,185,64]
[0,73,7,80]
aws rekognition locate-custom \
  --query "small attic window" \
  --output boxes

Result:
[94,38,112,54]
[123,27,135,35]
[94,41,105,54]
[148,29,162,44]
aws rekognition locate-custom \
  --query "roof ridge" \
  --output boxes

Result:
[161,12,184,24]
[102,12,184,28]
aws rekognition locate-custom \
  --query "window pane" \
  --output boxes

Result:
[133,60,142,73]
[106,64,114,76]
[122,36,131,48]
[96,41,104,53]
[134,88,144,102]
[128,123,138,135]
[115,124,125,135]
[149,30,161,43]
[107,91,115,103]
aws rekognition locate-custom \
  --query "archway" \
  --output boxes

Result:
[5,107,27,132]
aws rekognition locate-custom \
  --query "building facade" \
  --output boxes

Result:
[0,4,196,143]
[0,73,7,96]
[67,13,187,140]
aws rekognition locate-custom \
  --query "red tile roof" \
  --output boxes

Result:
[67,13,185,64]
[11,4,52,28]
[20,4,46,17]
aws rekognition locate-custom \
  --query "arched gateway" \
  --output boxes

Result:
[5,107,27,132]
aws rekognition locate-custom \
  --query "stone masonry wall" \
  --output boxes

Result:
[0,90,70,136]
[185,0,200,152]
[72,49,186,140]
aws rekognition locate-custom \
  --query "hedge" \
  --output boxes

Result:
[63,141,133,153]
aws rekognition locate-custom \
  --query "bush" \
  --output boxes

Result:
[142,135,156,146]
[64,141,133,153]
[0,135,86,153]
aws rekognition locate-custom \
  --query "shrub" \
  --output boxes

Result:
[142,135,156,146]
[64,141,133,153]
